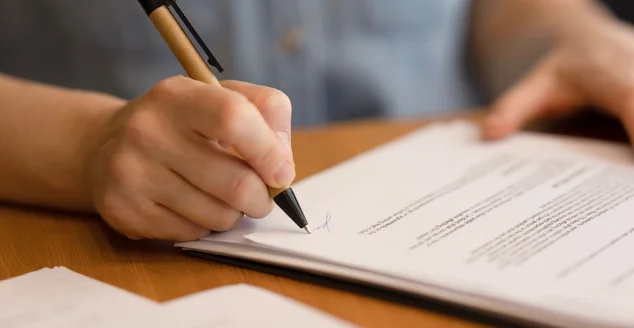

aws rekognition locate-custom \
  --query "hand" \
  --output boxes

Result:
[83,76,294,241]
[481,14,634,142]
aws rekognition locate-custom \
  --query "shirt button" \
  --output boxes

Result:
[280,26,303,54]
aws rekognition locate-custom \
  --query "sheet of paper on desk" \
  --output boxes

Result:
[1,267,355,328]
[97,284,356,328]
[241,121,634,327]
[0,266,157,328]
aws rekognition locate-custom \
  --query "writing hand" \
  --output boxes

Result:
[83,76,294,241]
[481,15,634,143]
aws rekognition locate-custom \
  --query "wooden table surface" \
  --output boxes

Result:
[0,110,629,327]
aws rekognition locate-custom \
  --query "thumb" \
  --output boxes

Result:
[221,80,293,156]
[481,60,572,140]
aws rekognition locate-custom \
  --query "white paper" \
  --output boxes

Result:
[0,267,157,328]
[182,121,634,327]
[1,267,353,328]
[96,284,356,328]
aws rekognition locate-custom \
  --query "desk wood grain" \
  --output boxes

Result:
[0,112,627,327]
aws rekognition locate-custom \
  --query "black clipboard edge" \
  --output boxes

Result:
[182,249,550,328]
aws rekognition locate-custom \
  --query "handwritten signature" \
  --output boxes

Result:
[312,212,331,232]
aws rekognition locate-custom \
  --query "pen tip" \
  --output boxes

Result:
[273,188,309,231]
[303,226,312,234]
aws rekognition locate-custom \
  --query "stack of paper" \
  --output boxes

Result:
[177,120,634,328]
[0,267,355,327]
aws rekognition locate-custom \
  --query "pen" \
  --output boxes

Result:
[137,0,311,234]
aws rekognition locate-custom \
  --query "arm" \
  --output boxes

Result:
[468,0,614,98]
[0,73,295,241]
[0,73,123,212]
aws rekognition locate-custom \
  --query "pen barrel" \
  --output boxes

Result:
[148,6,221,87]
[267,186,284,197]
[148,6,288,199]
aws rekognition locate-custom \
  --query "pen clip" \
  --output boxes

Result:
[166,0,224,73]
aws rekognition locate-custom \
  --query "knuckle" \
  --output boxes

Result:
[122,110,169,152]
[227,169,261,209]
[216,95,252,140]
[250,199,275,219]
[262,89,292,117]
[98,191,126,223]
[123,111,157,146]
[212,206,242,231]
[147,76,186,103]
[252,141,279,169]
[136,201,158,220]
[107,152,140,187]
[98,192,145,238]
[133,203,174,240]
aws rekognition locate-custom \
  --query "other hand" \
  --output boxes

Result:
[83,76,294,241]
[481,14,634,142]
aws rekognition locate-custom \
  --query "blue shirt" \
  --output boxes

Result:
[0,0,480,126]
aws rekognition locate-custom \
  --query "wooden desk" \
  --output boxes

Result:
[0,112,629,327]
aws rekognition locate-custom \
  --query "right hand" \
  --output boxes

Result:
[83,76,295,241]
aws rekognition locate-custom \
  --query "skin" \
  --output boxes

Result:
[0,74,294,241]
[1,0,633,241]
[470,0,634,142]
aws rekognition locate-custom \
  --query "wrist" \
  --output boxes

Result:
[75,96,127,212]
[0,74,128,213]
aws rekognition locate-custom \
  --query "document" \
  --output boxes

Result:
[0,267,157,328]
[177,121,634,328]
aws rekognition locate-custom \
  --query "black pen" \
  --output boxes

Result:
[137,0,311,233]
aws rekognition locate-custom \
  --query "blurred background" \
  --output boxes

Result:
[0,0,485,128]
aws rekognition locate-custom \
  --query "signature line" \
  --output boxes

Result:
[313,212,331,232]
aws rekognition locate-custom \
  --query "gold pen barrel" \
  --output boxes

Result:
[148,7,221,87]
[147,6,286,198]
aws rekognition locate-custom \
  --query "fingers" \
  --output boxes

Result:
[148,76,295,189]
[159,138,275,220]
[482,61,555,140]
[481,58,579,140]
[97,185,211,242]
[94,146,248,241]
[221,80,293,155]
[145,203,211,242]
[152,164,246,232]
[92,76,294,241]
[93,148,210,241]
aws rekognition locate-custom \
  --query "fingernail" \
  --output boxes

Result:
[274,161,295,187]
[277,130,292,153]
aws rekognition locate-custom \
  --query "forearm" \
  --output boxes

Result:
[0,74,124,212]
[468,0,615,98]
